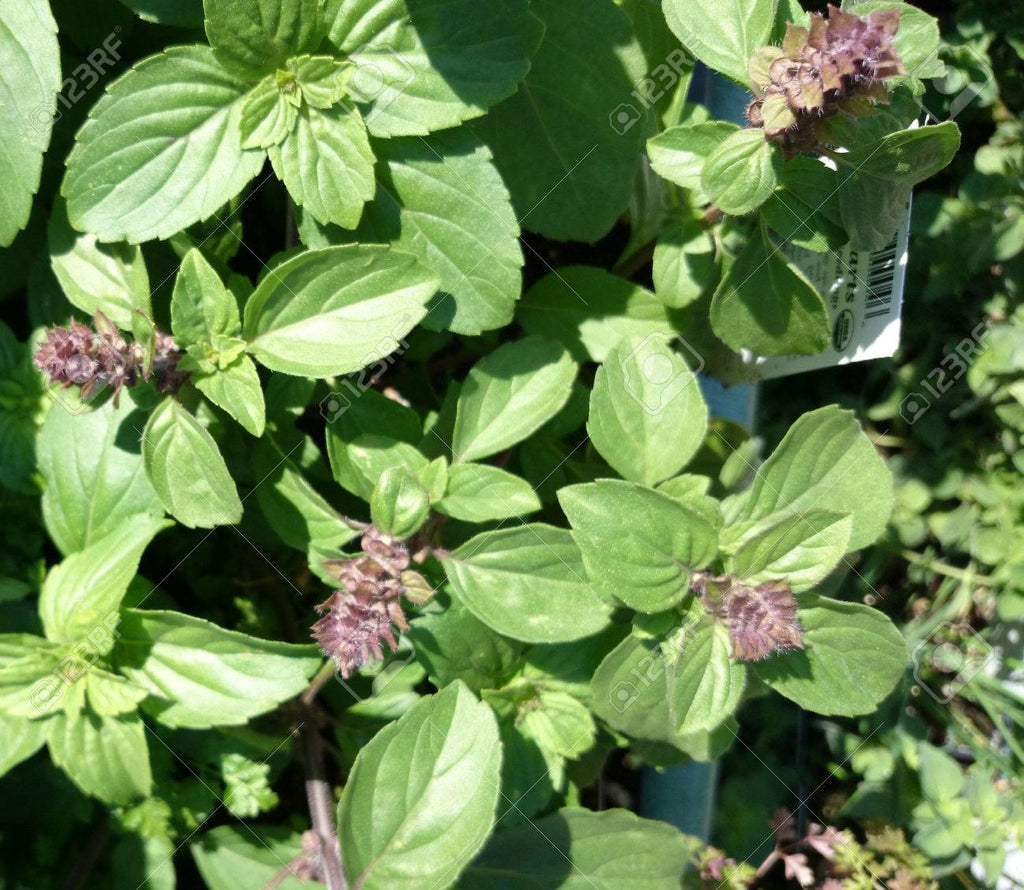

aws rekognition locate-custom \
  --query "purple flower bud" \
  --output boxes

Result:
[310,525,414,676]
[694,573,804,661]
[746,4,907,153]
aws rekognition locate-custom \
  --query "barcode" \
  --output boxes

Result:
[864,237,898,320]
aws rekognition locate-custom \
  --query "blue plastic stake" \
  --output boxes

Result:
[638,69,757,844]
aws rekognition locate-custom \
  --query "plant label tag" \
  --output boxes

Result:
[732,192,912,381]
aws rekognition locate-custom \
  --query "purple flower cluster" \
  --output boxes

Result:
[693,573,804,661]
[311,528,412,678]
[34,312,187,404]
[746,4,907,153]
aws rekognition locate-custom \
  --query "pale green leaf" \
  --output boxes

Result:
[338,682,501,890]
[519,267,679,362]
[726,405,893,551]
[47,710,152,805]
[592,616,746,739]
[0,714,49,779]
[37,395,164,555]
[48,199,151,328]
[204,0,323,73]
[559,480,718,613]
[63,46,266,243]
[451,337,577,462]
[141,398,243,528]
[647,121,738,196]
[462,807,698,889]
[194,355,266,437]
[239,76,298,148]
[243,245,438,377]
[710,224,830,356]
[753,596,907,716]
[269,102,376,229]
[474,0,647,241]
[652,209,716,308]
[442,525,613,643]
[171,248,241,347]
[662,0,775,86]
[0,0,61,247]
[192,826,306,890]
[437,463,541,523]
[115,609,321,728]
[38,515,168,645]
[588,336,707,486]
[701,128,782,216]
[730,510,854,592]
[324,0,543,137]
[300,126,525,336]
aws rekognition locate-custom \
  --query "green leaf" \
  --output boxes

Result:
[324,387,429,500]
[62,46,266,243]
[239,76,298,148]
[917,742,964,802]
[519,267,679,363]
[701,128,782,216]
[474,0,647,241]
[324,0,543,137]
[662,0,775,86]
[841,122,961,187]
[760,157,848,254]
[516,690,596,791]
[652,209,716,308]
[290,54,349,108]
[171,248,241,348]
[462,807,697,889]
[0,648,65,718]
[559,480,718,613]
[141,398,243,529]
[837,174,910,252]
[592,616,746,740]
[442,525,613,643]
[37,395,164,555]
[337,682,501,890]
[726,405,893,551]
[409,603,523,694]
[647,122,739,196]
[753,596,907,716]
[194,355,266,437]
[0,0,60,247]
[451,337,577,462]
[370,465,430,538]
[204,0,323,73]
[437,463,541,522]
[85,669,148,716]
[0,714,49,779]
[38,515,168,646]
[253,435,359,560]
[269,102,376,229]
[300,126,525,337]
[47,710,152,805]
[730,511,854,593]
[192,826,306,890]
[243,245,438,377]
[48,199,151,329]
[588,336,707,486]
[710,224,830,356]
[115,609,321,728]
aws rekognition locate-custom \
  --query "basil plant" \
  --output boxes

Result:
[0,0,957,886]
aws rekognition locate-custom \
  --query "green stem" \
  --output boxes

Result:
[898,549,997,586]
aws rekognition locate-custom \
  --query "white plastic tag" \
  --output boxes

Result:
[732,191,912,381]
